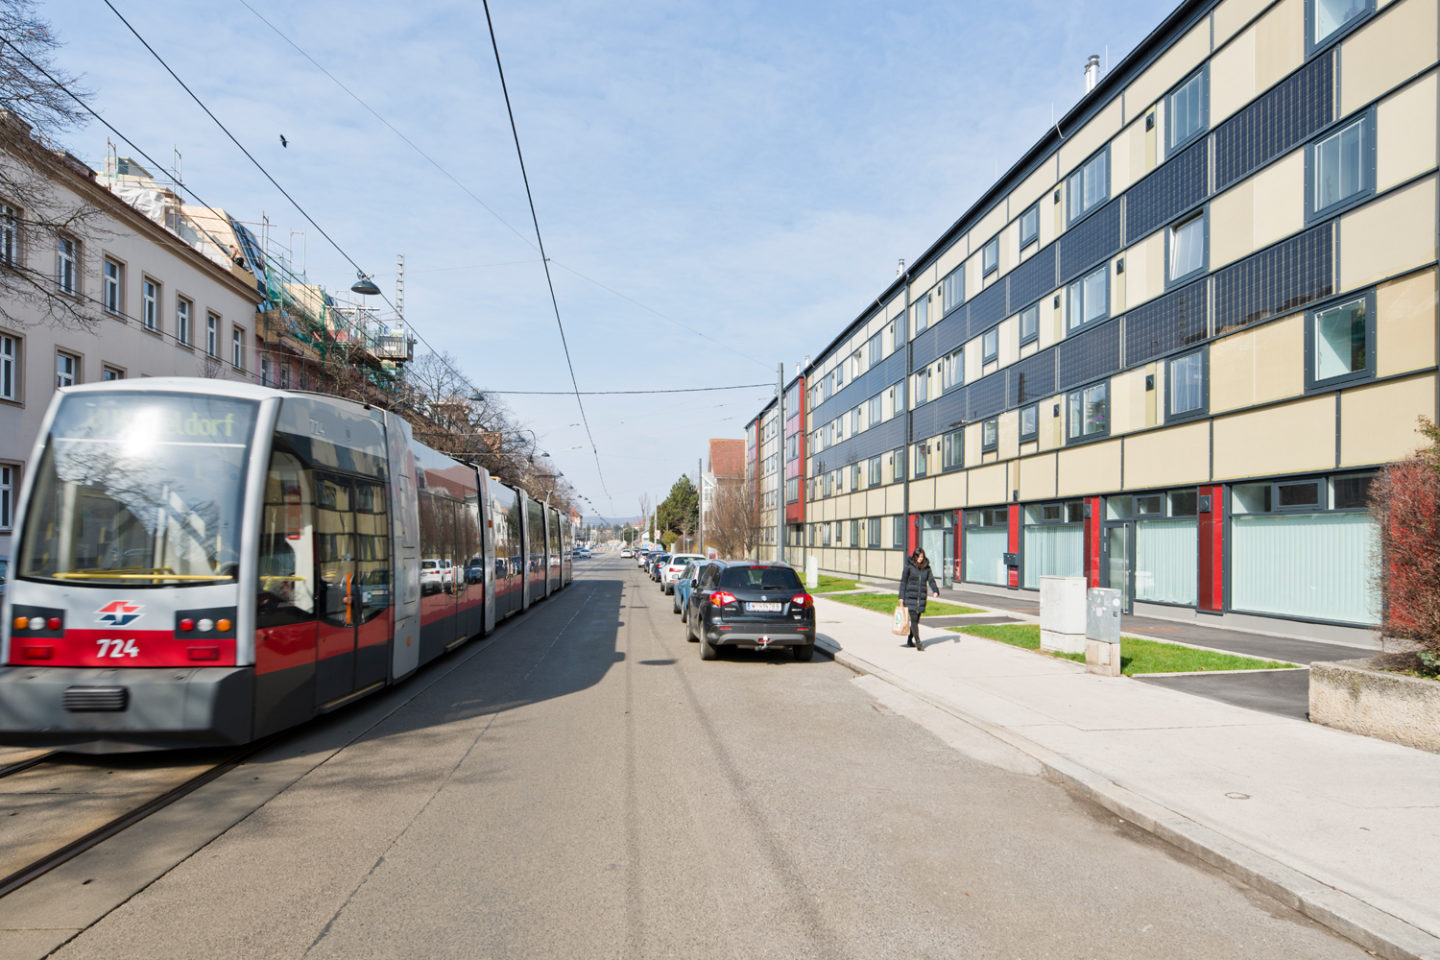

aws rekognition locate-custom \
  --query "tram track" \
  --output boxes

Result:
[0,751,59,780]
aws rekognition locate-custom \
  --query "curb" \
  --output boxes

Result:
[814,634,1440,960]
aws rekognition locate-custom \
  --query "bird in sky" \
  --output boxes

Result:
[279,134,288,148]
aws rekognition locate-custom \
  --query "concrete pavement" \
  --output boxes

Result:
[810,594,1440,960]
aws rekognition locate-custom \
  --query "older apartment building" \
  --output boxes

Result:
[748,0,1438,640]
[0,136,262,558]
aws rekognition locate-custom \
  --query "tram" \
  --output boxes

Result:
[0,379,572,751]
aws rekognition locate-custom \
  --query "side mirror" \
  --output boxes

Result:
[689,578,699,587]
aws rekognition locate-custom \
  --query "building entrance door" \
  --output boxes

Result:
[1104,521,1134,614]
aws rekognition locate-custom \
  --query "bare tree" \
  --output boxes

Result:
[707,472,760,560]
[0,0,108,330]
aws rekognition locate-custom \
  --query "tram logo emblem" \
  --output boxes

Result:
[96,601,142,627]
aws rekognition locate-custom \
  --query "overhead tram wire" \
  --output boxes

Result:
[98,0,480,410]
[233,0,772,374]
[480,0,608,500]
[482,383,772,396]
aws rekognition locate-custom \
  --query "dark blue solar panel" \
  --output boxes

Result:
[1214,225,1333,336]
[1058,199,1122,284]
[1124,282,1209,366]
[1215,56,1332,191]
[966,280,1007,335]
[966,373,1007,422]
[1056,318,1122,391]
[1008,350,1057,406]
[1125,140,1208,241]
[1007,243,1057,315]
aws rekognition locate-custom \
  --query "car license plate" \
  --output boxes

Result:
[746,602,782,613]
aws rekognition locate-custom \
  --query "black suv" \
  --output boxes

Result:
[683,561,816,661]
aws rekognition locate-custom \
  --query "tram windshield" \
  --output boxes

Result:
[19,392,258,586]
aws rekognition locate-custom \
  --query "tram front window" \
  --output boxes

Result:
[19,392,257,585]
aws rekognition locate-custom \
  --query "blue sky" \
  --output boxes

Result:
[45,0,1171,523]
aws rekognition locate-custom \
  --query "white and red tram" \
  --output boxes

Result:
[0,379,572,751]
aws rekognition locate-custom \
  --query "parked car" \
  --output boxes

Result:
[649,554,671,582]
[684,561,815,661]
[620,548,633,558]
[661,553,705,594]
[673,559,710,616]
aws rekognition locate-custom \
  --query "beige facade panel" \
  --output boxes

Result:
[909,264,938,301]
[1341,0,1439,116]
[1377,72,1438,193]
[997,315,1019,367]
[886,485,905,514]
[1210,19,1258,125]
[1113,117,1147,198]
[1122,231,1166,311]
[934,470,966,509]
[1009,154,1059,228]
[1210,149,1304,269]
[1123,420,1211,489]
[1212,395,1334,479]
[1254,0,1304,95]
[1018,452,1058,501]
[910,478,935,512]
[998,408,1019,461]
[1110,368,1150,436]
[1377,268,1439,378]
[1209,313,1305,412]
[1037,291,1063,350]
[1213,0,1274,47]
[1340,176,1438,291]
[1340,373,1437,466]
[888,294,907,321]
[969,462,1009,506]
[1059,97,1124,178]
[883,552,903,581]
[1039,394,1065,451]
[1124,18,1213,124]
[934,239,966,282]
[971,205,1009,268]
[866,489,886,515]
[1056,439,1123,495]
[965,421,984,464]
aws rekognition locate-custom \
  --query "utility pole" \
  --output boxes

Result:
[697,456,704,556]
[776,362,785,566]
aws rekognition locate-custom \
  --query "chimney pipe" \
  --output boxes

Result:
[897,258,906,277]
[1084,54,1101,92]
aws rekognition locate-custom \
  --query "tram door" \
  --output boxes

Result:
[314,475,390,705]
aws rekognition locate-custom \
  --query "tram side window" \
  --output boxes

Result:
[354,480,390,620]
[257,449,316,627]
[316,477,355,624]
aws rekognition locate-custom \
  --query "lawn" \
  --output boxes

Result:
[951,623,1299,675]
[824,591,982,617]
[811,575,863,593]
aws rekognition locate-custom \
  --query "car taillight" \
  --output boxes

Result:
[791,593,813,608]
[710,590,738,607]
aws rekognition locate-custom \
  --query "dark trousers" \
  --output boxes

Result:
[907,607,922,644]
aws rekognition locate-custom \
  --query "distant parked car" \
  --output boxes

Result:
[673,560,710,616]
[684,561,816,662]
[649,554,671,582]
[620,548,633,558]
[661,554,705,594]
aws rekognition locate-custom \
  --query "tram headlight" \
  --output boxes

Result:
[197,618,215,632]
[13,616,27,631]
[28,619,45,631]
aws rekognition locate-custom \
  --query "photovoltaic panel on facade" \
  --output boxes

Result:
[1007,243,1058,316]
[1213,225,1333,336]
[1125,140,1208,242]
[1124,281,1209,367]
[1009,350,1057,406]
[1214,55,1333,191]
[966,281,1007,336]
[1058,199,1123,284]
[1056,317,1122,391]
[966,373,1007,422]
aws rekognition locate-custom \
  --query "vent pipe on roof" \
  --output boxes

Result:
[896,258,906,277]
[1084,54,1102,92]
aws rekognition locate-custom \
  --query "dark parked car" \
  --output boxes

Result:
[649,554,671,582]
[683,561,815,661]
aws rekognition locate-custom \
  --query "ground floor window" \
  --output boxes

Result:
[964,507,1008,586]
[1022,500,1083,589]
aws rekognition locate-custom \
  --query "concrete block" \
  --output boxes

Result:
[1040,576,1087,653]
[1086,637,1123,677]
[1310,658,1440,755]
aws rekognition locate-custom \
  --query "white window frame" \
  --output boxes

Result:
[1166,210,1208,286]
[103,258,123,315]
[1066,147,1110,225]
[982,236,999,277]
[232,326,245,370]
[206,313,219,358]
[1018,204,1039,249]
[0,332,16,402]
[0,462,14,531]
[177,297,192,346]
[142,277,159,331]
[1066,265,1110,332]
[56,350,78,388]
[0,201,18,267]
[56,235,77,295]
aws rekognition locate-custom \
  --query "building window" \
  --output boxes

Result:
[1066,147,1109,224]
[1167,211,1207,285]
[868,332,883,366]
[1308,113,1374,220]
[982,236,999,277]
[941,349,963,391]
[56,351,77,388]
[868,393,882,425]
[869,455,883,486]
[982,327,999,364]
[1306,292,1374,391]
[851,463,861,491]
[848,519,859,547]
[0,462,12,531]
[868,516,882,548]
[102,365,123,381]
[0,333,16,401]
[56,235,77,295]
[914,369,928,405]
[102,259,122,315]
[1018,203,1039,249]
[892,447,905,482]
[890,320,902,353]
[1166,348,1208,421]
[1308,0,1374,52]
[942,429,963,470]
[1019,403,1038,440]
[893,515,906,549]
[0,202,18,266]
[914,441,929,478]
[914,295,929,335]
[1019,304,1039,345]
[1167,67,1208,153]
[1066,264,1109,331]
[1067,381,1109,441]
[941,265,964,315]
[206,313,219,358]
[981,418,998,453]
[142,277,159,331]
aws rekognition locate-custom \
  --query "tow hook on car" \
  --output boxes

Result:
[757,636,772,649]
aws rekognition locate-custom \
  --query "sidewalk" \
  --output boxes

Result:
[810,595,1440,960]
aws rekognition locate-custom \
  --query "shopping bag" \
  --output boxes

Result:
[891,604,910,636]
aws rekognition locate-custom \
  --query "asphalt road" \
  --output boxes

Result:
[22,555,1367,959]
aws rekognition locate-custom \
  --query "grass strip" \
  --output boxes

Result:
[951,623,1299,675]
[825,591,982,617]
[812,575,863,593]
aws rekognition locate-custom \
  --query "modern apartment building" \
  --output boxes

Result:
[747,0,1438,640]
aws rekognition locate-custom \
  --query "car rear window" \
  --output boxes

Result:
[718,566,802,591]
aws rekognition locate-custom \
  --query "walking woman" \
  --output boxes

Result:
[898,548,941,652]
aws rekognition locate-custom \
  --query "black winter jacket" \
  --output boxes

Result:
[898,560,939,614]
